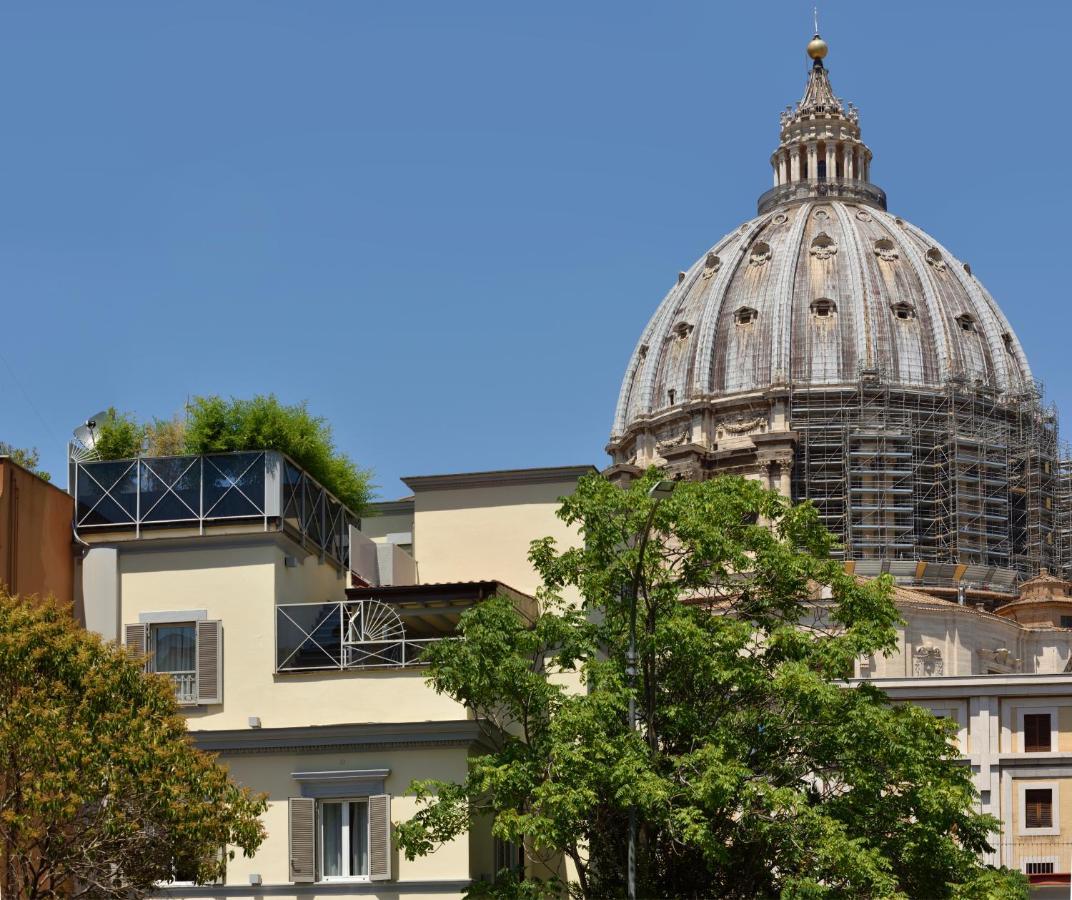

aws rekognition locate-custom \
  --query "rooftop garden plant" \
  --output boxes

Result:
[92,396,373,514]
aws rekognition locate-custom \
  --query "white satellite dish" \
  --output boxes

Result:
[69,410,109,462]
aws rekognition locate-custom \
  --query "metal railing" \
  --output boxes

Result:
[165,671,198,704]
[71,450,358,568]
[276,599,442,672]
[756,177,887,214]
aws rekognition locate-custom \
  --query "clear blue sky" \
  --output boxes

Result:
[2,1,1070,499]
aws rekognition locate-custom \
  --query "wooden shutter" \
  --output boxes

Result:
[368,793,391,881]
[1025,789,1053,829]
[288,797,316,883]
[124,623,149,671]
[196,620,223,705]
[1024,714,1052,752]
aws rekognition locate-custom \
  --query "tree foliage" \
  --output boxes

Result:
[0,443,50,482]
[396,473,1027,899]
[91,396,373,514]
[0,591,266,898]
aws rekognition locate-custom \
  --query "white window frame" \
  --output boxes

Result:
[319,798,371,882]
[1018,781,1060,836]
[1017,706,1059,754]
[148,621,198,704]
[1021,855,1058,876]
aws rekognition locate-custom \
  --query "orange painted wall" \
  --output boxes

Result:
[0,459,75,604]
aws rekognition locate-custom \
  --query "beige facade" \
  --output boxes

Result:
[75,458,593,897]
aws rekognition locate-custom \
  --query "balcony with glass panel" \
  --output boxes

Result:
[276,581,536,673]
[71,451,358,568]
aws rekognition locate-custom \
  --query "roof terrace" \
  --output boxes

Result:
[71,450,358,568]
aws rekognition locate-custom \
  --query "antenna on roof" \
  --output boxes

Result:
[69,410,109,463]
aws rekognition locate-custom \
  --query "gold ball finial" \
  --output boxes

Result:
[807,34,828,60]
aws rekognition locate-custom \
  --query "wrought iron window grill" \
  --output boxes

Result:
[72,450,357,568]
[276,598,440,672]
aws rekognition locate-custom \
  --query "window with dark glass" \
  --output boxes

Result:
[1025,789,1053,829]
[151,623,197,704]
[320,800,369,880]
[1026,861,1055,875]
[1024,713,1052,752]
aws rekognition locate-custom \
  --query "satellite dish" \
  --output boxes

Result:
[69,410,109,462]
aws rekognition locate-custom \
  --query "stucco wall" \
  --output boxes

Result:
[116,538,466,730]
[410,477,586,597]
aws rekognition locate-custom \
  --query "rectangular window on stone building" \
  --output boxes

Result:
[1025,789,1053,829]
[1024,713,1052,752]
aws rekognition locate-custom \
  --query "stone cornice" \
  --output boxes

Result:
[402,465,597,492]
[190,719,497,755]
[853,674,1072,699]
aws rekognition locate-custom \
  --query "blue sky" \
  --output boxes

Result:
[2,1,1070,499]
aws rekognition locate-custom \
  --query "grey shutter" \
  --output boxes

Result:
[369,793,391,881]
[196,620,223,705]
[288,797,316,883]
[124,623,149,671]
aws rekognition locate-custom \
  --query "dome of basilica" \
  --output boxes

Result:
[606,34,1064,598]
[612,201,1034,437]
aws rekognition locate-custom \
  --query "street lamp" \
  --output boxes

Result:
[626,479,676,900]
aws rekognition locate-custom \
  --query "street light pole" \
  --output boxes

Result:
[626,479,676,900]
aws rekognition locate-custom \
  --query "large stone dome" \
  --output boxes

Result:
[606,34,1064,598]
[612,203,1034,437]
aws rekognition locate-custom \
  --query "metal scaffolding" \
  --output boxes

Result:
[789,372,1065,589]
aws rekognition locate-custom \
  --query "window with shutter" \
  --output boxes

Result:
[289,797,316,883]
[368,794,391,881]
[124,623,148,671]
[1024,713,1052,752]
[196,620,223,705]
[1025,789,1053,829]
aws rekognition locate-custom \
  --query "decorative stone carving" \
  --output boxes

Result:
[719,415,767,435]
[702,252,721,279]
[813,207,831,220]
[673,321,694,339]
[873,238,899,262]
[912,646,944,676]
[771,212,789,226]
[855,209,872,222]
[656,427,692,453]
[978,647,1021,673]
[809,233,838,260]
[925,247,946,271]
[748,242,772,267]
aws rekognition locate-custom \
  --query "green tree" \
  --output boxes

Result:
[183,394,372,513]
[396,473,1027,899]
[0,443,50,482]
[0,591,266,899]
[92,407,145,460]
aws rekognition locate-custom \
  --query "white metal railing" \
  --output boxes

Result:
[166,671,197,704]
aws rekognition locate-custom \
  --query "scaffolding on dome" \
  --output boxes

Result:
[788,370,1068,594]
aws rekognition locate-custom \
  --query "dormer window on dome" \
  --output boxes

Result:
[811,298,837,318]
[735,306,758,326]
[891,302,916,321]
[749,243,772,267]
[956,313,976,333]
[809,233,838,260]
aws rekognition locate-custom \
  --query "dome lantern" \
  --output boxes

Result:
[761,32,881,214]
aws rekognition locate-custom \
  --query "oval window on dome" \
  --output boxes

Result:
[809,233,838,260]
[925,247,947,271]
[811,298,837,318]
[890,302,916,321]
[955,313,976,333]
[873,238,899,262]
[734,306,758,326]
[748,242,772,267]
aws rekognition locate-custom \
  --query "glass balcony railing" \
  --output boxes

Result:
[72,450,358,567]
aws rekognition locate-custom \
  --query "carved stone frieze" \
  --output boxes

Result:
[912,646,944,676]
